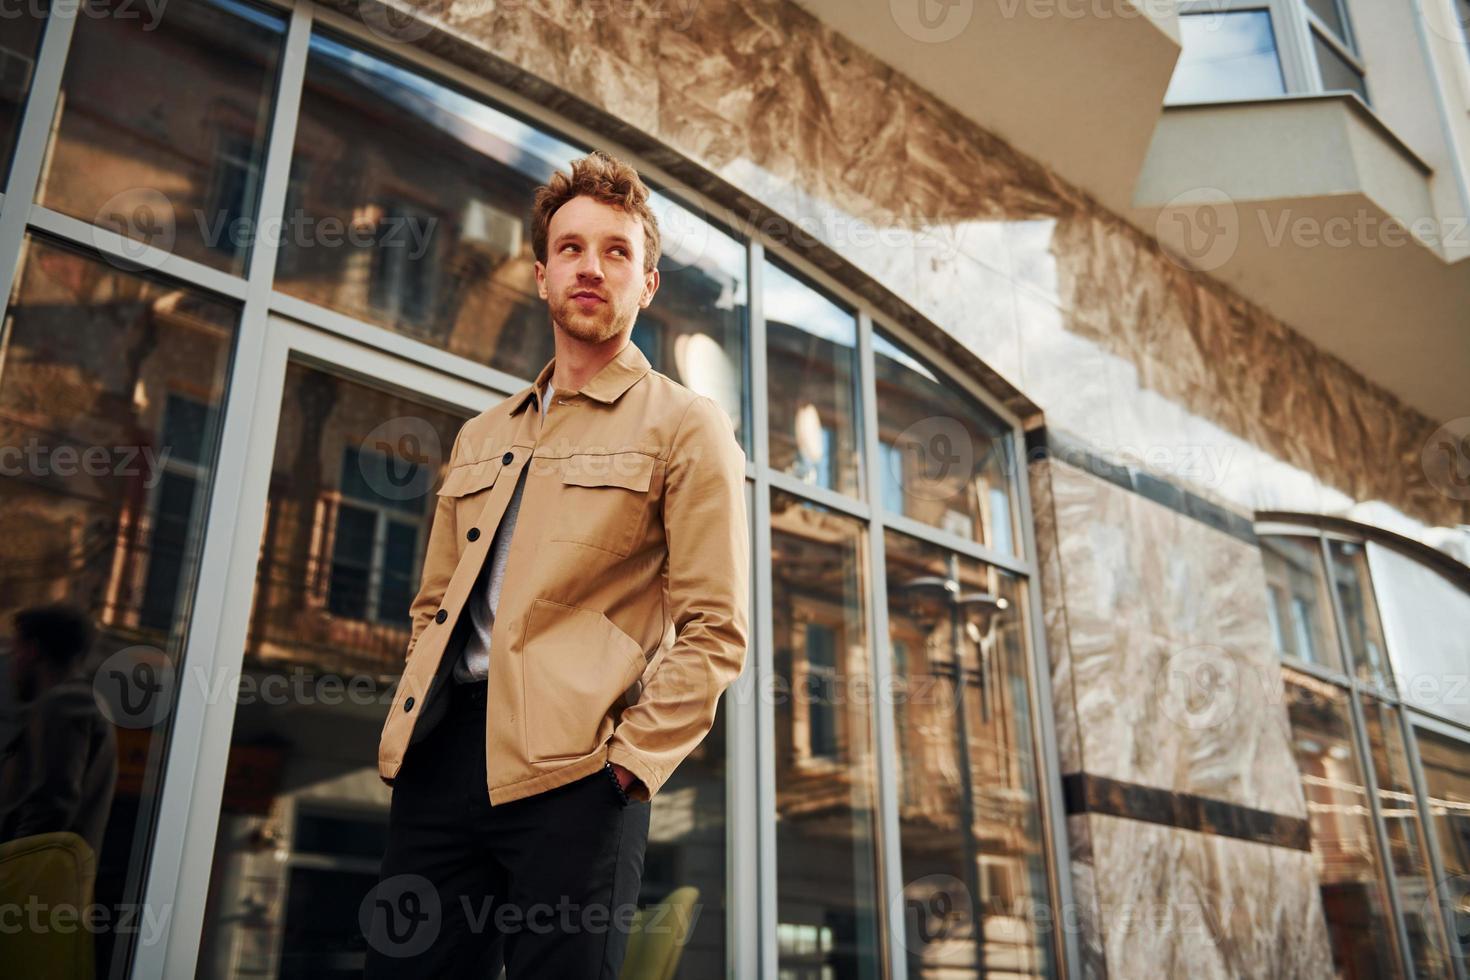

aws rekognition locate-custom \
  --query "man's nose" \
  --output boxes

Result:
[575,251,604,281]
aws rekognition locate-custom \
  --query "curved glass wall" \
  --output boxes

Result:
[0,4,1063,977]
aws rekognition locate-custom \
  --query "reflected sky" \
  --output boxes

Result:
[1166,10,1287,103]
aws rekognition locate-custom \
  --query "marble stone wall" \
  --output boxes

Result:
[320,1,1470,976]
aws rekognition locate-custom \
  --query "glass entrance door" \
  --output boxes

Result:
[149,316,505,978]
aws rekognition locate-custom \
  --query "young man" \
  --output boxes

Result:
[368,151,749,979]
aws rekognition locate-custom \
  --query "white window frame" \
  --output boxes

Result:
[1172,0,1369,103]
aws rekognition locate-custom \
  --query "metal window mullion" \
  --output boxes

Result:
[1323,537,1417,978]
[1013,428,1081,979]
[133,4,316,977]
[880,509,1034,578]
[858,308,907,980]
[1399,713,1468,980]
[748,240,779,980]
[0,0,79,311]
[1271,0,1321,91]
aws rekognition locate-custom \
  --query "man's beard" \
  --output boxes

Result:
[550,291,636,343]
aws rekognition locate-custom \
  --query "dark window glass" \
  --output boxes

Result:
[1314,30,1370,103]
[38,0,286,274]
[0,234,238,976]
[0,0,49,181]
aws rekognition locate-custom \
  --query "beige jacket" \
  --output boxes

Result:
[377,340,749,803]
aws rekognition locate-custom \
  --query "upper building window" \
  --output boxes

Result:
[1166,9,1287,102]
[1167,1,1370,105]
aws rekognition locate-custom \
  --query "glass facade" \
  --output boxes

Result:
[1264,527,1470,979]
[0,4,1061,978]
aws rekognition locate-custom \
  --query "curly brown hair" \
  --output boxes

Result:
[531,150,662,274]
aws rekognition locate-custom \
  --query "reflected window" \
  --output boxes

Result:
[1358,696,1451,977]
[769,488,881,979]
[38,0,286,275]
[1281,669,1401,977]
[764,261,862,498]
[884,531,1055,977]
[1415,726,1470,962]
[874,329,1015,553]
[1261,535,1341,671]
[0,233,239,975]
[1165,11,1286,103]
[0,0,48,181]
[1328,539,1393,692]
[195,364,469,977]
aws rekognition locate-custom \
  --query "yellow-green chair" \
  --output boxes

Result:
[619,885,701,980]
[0,831,97,980]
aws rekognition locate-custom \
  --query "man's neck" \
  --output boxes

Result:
[549,325,629,393]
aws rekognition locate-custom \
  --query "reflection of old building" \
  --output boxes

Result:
[2,0,1469,978]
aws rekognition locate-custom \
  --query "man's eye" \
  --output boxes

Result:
[611,247,627,257]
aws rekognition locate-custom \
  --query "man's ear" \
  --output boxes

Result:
[534,260,548,300]
[639,267,660,309]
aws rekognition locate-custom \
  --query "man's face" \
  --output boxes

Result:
[535,195,658,343]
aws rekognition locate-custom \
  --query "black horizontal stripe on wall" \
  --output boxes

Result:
[1025,426,1259,546]
[1061,772,1312,852]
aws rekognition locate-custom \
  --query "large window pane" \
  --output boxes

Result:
[764,261,862,499]
[884,530,1054,977]
[1415,726,1470,964]
[1328,539,1394,693]
[632,194,749,448]
[874,330,1015,553]
[37,0,286,275]
[1358,697,1452,978]
[1261,535,1342,672]
[194,363,469,978]
[0,234,238,978]
[1366,542,1470,729]
[1165,11,1286,103]
[0,0,49,182]
[1282,668,1401,978]
[769,488,881,979]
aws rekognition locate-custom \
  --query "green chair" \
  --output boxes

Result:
[619,885,701,980]
[0,831,97,980]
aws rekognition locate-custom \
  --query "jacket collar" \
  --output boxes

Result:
[509,338,652,415]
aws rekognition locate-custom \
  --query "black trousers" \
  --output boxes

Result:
[364,679,650,979]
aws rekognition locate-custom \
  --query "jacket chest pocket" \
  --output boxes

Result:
[436,458,504,531]
[549,452,657,558]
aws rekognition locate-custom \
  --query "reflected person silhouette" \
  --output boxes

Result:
[0,603,117,859]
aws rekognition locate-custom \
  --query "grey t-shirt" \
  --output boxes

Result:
[453,381,552,683]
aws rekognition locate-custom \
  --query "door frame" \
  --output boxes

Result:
[135,314,507,979]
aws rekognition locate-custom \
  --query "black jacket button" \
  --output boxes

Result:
[467,527,480,542]
[435,609,447,624]
[501,451,514,465]
[404,697,415,712]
